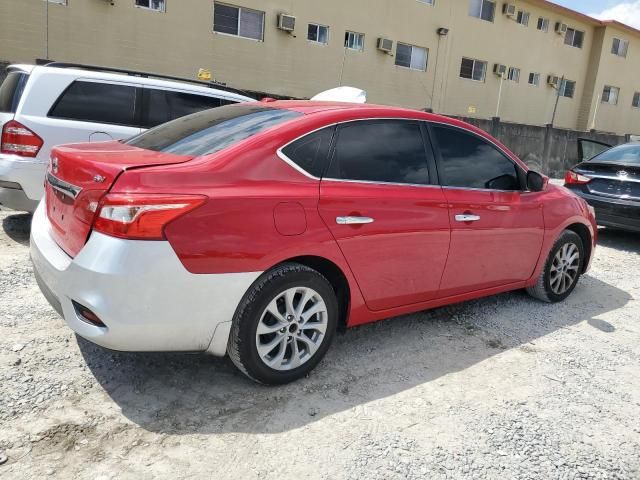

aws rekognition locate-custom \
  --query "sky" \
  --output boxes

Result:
[551,0,640,29]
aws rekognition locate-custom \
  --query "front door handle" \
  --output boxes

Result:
[336,216,374,225]
[455,214,481,222]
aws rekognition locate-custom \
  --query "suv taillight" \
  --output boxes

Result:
[1,120,44,157]
[92,193,207,240]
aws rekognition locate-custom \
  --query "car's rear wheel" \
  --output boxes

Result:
[227,263,338,384]
[527,230,585,303]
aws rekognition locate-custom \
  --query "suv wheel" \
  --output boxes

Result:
[527,230,585,303]
[227,263,338,384]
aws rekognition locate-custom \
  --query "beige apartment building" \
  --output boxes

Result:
[1,0,639,135]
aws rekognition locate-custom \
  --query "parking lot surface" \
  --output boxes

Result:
[1,206,639,480]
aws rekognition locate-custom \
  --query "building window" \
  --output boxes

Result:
[395,43,428,71]
[308,23,329,44]
[47,0,67,5]
[418,0,435,4]
[528,72,540,86]
[459,57,487,82]
[507,67,520,82]
[516,11,530,26]
[564,28,584,48]
[135,0,165,11]
[612,38,629,57]
[633,92,640,108]
[213,3,264,40]
[602,86,620,105]
[537,17,549,32]
[559,79,576,99]
[468,0,495,22]
[344,31,365,51]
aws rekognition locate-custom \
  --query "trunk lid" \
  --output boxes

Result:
[575,161,640,201]
[45,141,193,257]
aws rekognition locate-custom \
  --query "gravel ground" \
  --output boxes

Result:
[0,205,639,480]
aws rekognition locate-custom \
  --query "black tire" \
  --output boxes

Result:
[527,230,585,303]
[227,262,338,385]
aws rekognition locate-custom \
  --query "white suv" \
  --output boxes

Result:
[0,63,253,212]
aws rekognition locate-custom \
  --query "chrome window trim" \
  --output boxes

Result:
[322,177,442,189]
[46,172,82,199]
[275,116,525,192]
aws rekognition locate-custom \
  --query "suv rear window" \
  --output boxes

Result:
[0,72,29,113]
[126,104,301,156]
[49,80,137,126]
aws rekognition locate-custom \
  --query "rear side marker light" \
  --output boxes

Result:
[72,301,106,328]
[1,120,44,158]
[564,171,591,185]
[92,193,207,240]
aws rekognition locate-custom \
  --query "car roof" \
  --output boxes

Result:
[8,64,253,102]
[265,100,487,133]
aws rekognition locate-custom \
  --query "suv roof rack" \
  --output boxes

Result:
[44,62,254,98]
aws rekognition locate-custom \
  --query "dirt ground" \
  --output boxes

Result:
[1,206,639,480]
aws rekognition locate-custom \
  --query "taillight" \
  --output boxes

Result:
[0,120,44,157]
[564,171,591,185]
[92,193,206,240]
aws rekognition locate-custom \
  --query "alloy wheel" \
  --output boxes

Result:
[549,242,580,295]
[255,287,328,371]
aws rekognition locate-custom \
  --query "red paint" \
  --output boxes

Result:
[44,101,597,328]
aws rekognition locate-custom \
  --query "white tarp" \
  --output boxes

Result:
[311,87,367,103]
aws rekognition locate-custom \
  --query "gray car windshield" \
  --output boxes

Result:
[590,144,640,165]
[126,104,301,156]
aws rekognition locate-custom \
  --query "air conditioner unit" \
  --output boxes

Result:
[555,22,568,34]
[547,74,561,86]
[503,4,517,17]
[377,38,394,53]
[493,64,507,76]
[277,14,296,32]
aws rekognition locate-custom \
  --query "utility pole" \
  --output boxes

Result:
[495,72,505,118]
[550,75,565,127]
[45,0,49,59]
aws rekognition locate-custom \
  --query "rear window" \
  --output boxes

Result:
[142,89,238,128]
[0,72,29,113]
[590,144,640,165]
[49,80,137,126]
[125,104,301,156]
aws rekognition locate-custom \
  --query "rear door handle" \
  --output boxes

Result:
[336,216,374,225]
[455,214,481,222]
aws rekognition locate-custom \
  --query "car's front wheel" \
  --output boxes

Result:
[227,263,338,384]
[527,230,585,303]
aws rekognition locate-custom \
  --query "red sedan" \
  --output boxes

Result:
[31,101,597,384]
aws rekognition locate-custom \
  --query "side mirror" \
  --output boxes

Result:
[527,171,548,192]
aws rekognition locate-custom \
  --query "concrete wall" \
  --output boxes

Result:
[457,116,625,177]
[0,61,9,84]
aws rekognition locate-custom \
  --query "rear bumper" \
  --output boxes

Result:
[30,201,261,355]
[0,154,46,211]
[571,190,640,233]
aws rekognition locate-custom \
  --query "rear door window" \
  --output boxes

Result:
[0,72,29,113]
[125,104,301,156]
[48,80,137,126]
[326,120,431,185]
[142,89,238,128]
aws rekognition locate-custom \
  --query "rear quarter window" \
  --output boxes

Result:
[0,72,29,113]
[126,104,301,156]
[48,80,137,126]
